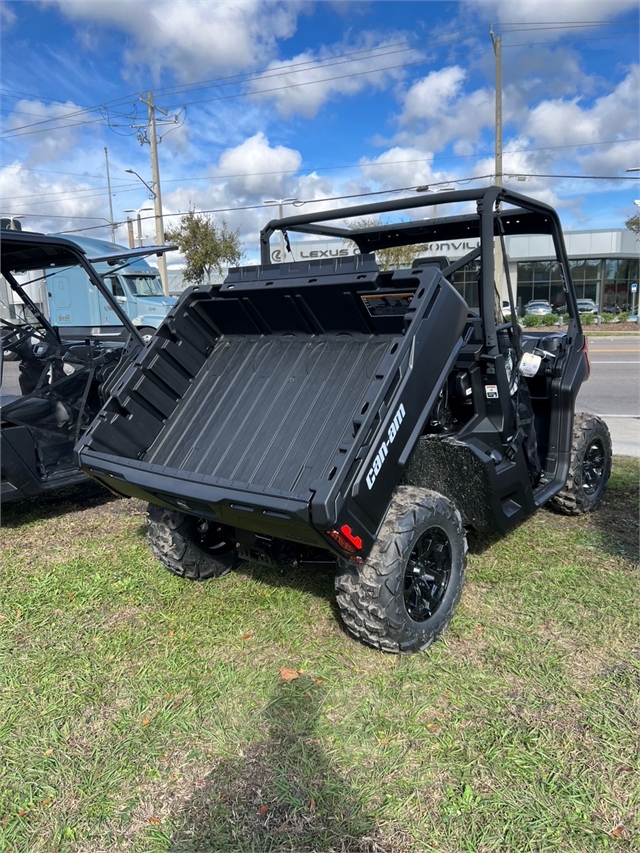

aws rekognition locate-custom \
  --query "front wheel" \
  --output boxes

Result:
[335,488,467,654]
[549,413,612,515]
[146,505,237,580]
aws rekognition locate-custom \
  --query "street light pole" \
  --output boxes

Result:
[125,166,169,294]
[415,186,448,218]
[123,208,154,248]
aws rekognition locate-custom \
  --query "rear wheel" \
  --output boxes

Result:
[146,505,237,580]
[549,413,612,515]
[335,488,467,654]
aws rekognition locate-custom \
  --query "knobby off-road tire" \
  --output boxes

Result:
[335,487,467,654]
[549,412,612,516]
[146,505,237,580]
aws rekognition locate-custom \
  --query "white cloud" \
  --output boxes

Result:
[0,3,16,27]
[399,67,466,124]
[43,0,302,80]
[248,36,423,118]
[394,68,494,154]
[0,161,123,240]
[467,0,638,28]
[524,66,640,147]
[358,146,451,191]
[212,132,302,197]
[4,99,93,166]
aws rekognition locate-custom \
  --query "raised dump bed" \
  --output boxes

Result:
[78,254,468,553]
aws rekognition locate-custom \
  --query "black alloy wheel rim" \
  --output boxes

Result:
[582,438,606,495]
[404,526,452,622]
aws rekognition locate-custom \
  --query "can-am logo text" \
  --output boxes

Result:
[366,403,406,490]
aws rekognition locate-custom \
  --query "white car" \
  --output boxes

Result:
[576,299,598,315]
[525,300,553,316]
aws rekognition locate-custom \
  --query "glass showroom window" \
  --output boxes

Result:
[517,261,564,310]
[569,259,601,303]
[603,258,639,312]
[452,260,480,313]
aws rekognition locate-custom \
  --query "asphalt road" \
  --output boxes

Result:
[2,335,638,456]
[576,335,640,457]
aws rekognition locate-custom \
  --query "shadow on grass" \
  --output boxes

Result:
[167,675,382,853]
[235,560,350,640]
[0,479,118,528]
[238,559,336,602]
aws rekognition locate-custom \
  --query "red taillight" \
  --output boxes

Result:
[582,336,591,376]
[326,524,363,554]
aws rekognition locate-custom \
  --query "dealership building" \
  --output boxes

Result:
[262,228,639,316]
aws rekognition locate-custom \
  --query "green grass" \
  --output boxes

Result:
[1,459,638,853]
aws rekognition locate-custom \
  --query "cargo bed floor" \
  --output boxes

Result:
[145,334,392,496]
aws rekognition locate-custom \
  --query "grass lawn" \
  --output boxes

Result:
[1,458,638,853]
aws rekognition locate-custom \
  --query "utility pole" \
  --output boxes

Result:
[491,26,504,298]
[139,92,170,294]
[104,147,116,243]
[125,217,135,249]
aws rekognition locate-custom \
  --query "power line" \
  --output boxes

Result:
[3,137,638,207]
[0,29,475,137]
[37,170,640,236]
[1,25,635,140]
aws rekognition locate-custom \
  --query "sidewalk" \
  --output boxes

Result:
[604,417,640,458]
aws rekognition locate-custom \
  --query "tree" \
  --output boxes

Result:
[625,213,640,235]
[165,211,244,284]
[347,217,429,270]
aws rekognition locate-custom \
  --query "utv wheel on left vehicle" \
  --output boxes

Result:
[146,505,237,580]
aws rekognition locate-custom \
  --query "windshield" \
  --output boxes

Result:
[123,275,164,297]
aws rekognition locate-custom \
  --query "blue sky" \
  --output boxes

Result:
[1,0,639,261]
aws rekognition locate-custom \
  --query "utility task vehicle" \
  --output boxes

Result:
[0,231,171,501]
[76,187,612,653]
[0,227,175,345]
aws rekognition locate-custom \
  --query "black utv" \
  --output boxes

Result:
[76,187,612,653]
[0,231,147,501]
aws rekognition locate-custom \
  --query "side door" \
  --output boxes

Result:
[102,276,131,326]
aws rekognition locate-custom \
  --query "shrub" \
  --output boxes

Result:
[523,314,542,327]
[618,311,630,321]
[542,313,556,325]
[601,313,615,323]
[562,313,570,324]
[581,312,595,325]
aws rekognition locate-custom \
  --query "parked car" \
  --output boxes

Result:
[525,300,553,316]
[576,299,598,315]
